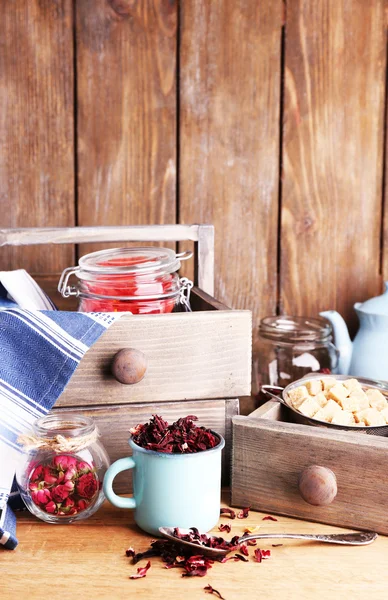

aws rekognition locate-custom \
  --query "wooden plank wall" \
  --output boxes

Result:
[1,0,387,345]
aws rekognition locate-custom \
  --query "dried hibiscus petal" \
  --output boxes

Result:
[231,553,249,562]
[126,547,136,557]
[237,507,250,519]
[247,539,257,546]
[220,508,236,519]
[130,560,151,579]
[204,584,226,599]
[254,548,271,563]
[262,515,278,521]
[130,415,219,454]
[182,555,214,577]
[218,523,231,533]
[239,544,249,556]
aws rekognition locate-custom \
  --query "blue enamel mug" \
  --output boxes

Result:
[103,434,225,536]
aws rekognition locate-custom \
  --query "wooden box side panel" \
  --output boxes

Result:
[57,310,252,406]
[55,398,239,493]
[231,415,388,535]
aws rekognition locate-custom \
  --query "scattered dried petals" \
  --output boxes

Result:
[243,525,261,534]
[130,560,151,579]
[247,539,257,546]
[262,516,278,521]
[204,584,226,599]
[218,523,231,534]
[220,508,236,520]
[272,544,283,547]
[254,548,271,563]
[126,547,136,557]
[237,507,250,519]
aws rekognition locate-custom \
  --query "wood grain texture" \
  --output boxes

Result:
[179,0,282,343]
[281,0,386,330]
[76,0,177,257]
[57,310,252,406]
[4,495,388,600]
[232,407,388,534]
[55,398,239,492]
[0,0,75,273]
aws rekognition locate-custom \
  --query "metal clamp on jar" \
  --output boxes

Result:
[255,316,339,388]
[58,247,193,314]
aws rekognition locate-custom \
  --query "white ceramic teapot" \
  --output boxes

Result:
[320,283,388,381]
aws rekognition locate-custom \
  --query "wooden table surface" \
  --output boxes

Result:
[2,494,387,600]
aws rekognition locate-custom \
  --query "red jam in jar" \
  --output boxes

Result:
[58,247,192,314]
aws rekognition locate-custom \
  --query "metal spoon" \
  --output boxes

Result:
[158,527,377,559]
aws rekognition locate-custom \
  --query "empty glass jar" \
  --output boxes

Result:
[255,316,339,389]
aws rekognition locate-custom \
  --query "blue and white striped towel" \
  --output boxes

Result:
[0,295,119,549]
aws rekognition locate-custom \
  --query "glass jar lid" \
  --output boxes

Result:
[77,247,192,277]
[259,316,332,343]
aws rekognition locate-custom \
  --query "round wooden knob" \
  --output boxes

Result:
[298,465,337,506]
[111,348,147,385]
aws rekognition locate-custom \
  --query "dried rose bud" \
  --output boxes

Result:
[63,480,75,491]
[45,501,57,514]
[53,456,69,471]
[63,497,75,508]
[64,468,77,481]
[77,461,92,473]
[57,471,65,483]
[30,464,44,482]
[77,499,89,511]
[51,484,71,503]
[36,488,51,505]
[43,467,57,485]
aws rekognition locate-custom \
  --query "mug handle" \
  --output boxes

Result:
[103,457,137,509]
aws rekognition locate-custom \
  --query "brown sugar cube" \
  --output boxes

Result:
[380,407,388,424]
[305,379,323,396]
[321,377,337,391]
[331,411,355,426]
[314,391,328,408]
[328,383,349,404]
[348,390,369,411]
[366,389,388,411]
[337,394,363,413]
[343,378,363,393]
[287,385,309,409]
[313,408,329,423]
[316,399,343,423]
[355,408,385,426]
[297,397,320,418]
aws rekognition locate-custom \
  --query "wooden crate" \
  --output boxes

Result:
[231,400,388,535]
[1,224,251,483]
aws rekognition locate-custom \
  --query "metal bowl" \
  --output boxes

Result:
[262,374,388,436]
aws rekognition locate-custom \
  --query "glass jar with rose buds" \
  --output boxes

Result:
[16,414,110,523]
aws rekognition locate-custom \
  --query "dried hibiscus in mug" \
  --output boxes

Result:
[129,414,219,453]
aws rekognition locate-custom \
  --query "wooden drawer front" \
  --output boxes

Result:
[55,398,239,493]
[57,310,252,407]
[231,403,388,535]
